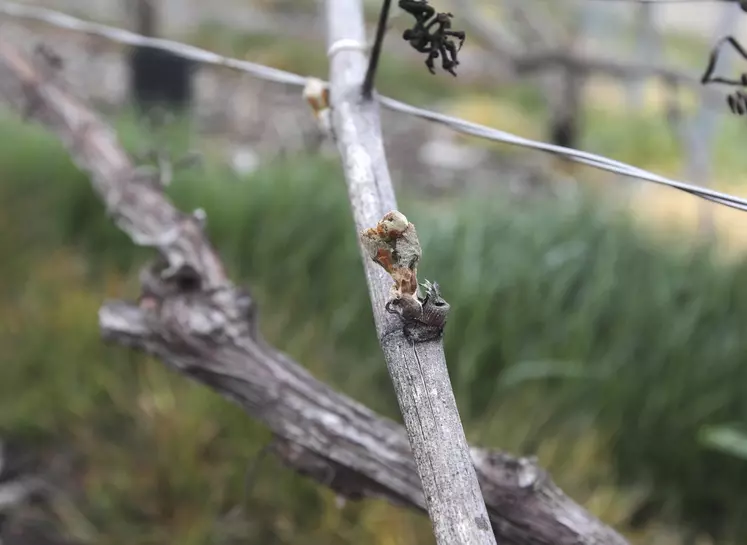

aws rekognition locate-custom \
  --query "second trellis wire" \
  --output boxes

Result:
[2,1,747,212]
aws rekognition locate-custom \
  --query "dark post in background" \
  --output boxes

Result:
[128,0,194,117]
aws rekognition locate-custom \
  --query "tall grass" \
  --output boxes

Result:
[2,115,747,543]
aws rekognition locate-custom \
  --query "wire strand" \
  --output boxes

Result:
[1,1,746,211]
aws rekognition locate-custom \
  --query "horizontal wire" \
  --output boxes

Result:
[378,97,747,211]
[0,2,307,87]
[2,1,747,211]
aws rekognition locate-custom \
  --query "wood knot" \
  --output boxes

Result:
[138,258,202,310]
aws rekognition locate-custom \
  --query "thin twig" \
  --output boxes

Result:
[701,35,747,86]
[362,0,392,99]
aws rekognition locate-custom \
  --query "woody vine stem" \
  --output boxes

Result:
[362,0,392,99]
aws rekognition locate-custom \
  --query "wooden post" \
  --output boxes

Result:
[128,0,193,115]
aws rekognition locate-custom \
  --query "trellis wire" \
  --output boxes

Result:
[2,1,747,211]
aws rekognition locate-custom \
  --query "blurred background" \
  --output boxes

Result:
[2,0,747,543]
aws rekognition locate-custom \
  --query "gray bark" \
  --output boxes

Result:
[0,37,629,545]
[324,0,495,542]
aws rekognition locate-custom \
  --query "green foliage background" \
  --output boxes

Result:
[2,115,747,544]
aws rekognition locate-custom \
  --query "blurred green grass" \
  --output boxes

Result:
[3,109,747,544]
